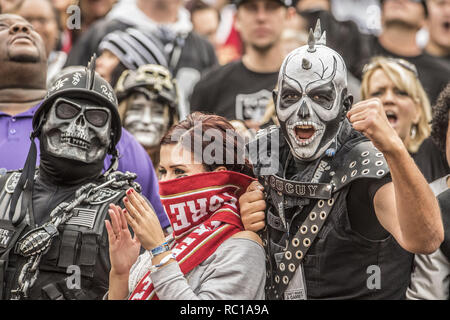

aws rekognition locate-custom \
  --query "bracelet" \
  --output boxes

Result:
[150,253,176,273]
[149,242,170,258]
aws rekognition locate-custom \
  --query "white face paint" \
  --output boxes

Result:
[123,93,169,148]
[275,39,349,161]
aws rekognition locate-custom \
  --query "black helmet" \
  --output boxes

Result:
[33,55,122,149]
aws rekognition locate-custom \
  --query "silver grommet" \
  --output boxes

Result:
[310,212,317,221]
[361,151,370,157]
[328,198,334,206]
[377,170,385,176]
[275,275,280,283]
[376,152,383,157]
[318,200,325,208]
[311,225,318,234]
[375,160,383,166]
[300,226,308,234]
[362,169,370,175]
[288,263,296,272]
[296,250,303,260]
[362,159,370,165]
[285,251,292,260]
[349,161,356,168]
[341,175,347,183]
[279,263,285,271]
[329,171,335,176]
[303,238,311,247]
[292,238,300,247]
[320,211,327,219]
[282,276,289,284]
[263,239,267,247]
[351,170,357,177]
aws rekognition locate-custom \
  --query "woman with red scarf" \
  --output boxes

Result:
[105,112,266,300]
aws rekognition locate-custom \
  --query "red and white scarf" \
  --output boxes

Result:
[128,171,255,300]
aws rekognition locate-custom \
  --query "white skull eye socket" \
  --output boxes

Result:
[56,102,80,119]
[85,109,109,127]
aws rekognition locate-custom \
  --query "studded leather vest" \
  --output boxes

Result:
[249,125,413,300]
[0,170,136,300]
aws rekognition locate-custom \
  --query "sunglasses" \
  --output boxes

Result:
[55,99,110,127]
[362,57,419,78]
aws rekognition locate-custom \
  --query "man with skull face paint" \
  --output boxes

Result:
[0,56,147,300]
[115,64,180,169]
[241,21,443,300]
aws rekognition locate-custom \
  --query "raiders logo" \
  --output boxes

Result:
[88,187,122,205]
[235,89,272,122]
[5,172,22,194]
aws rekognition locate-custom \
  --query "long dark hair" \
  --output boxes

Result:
[161,112,254,177]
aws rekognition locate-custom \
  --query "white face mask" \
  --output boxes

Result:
[123,93,169,149]
[275,24,350,161]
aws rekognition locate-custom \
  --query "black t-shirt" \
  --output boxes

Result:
[413,136,450,182]
[190,60,278,121]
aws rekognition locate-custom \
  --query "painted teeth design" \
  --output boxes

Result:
[288,121,324,146]
[61,132,90,150]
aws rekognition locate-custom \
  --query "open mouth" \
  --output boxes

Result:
[385,110,398,126]
[61,132,90,150]
[289,121,322,146]
[443,21,450,32]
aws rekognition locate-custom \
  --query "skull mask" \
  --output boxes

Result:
[41,97,112,164]
[123,92,170,149]
[275,21,351,161]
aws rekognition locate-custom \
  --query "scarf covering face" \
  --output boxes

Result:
[129,171,255,300]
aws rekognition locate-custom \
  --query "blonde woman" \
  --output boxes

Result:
[360,56,432,154]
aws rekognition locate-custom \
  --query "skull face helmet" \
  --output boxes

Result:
[41,97,112,163]
[275,22,350,161]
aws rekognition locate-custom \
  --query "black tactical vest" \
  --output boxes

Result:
[0,170,132,300]
[250,125,413,300]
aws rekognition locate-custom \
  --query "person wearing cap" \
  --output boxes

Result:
[115,64,180,168]
[190,0,294,129]
[65,0,218,120]
[95,27,169,88]
[0,52,155,300]
[0,14,169,232]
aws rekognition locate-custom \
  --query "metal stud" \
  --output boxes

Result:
[300,226,308,234]
[288,263,296,272]
[329,171,335,176]
[303,238,311,247]
[285,251,292,260]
